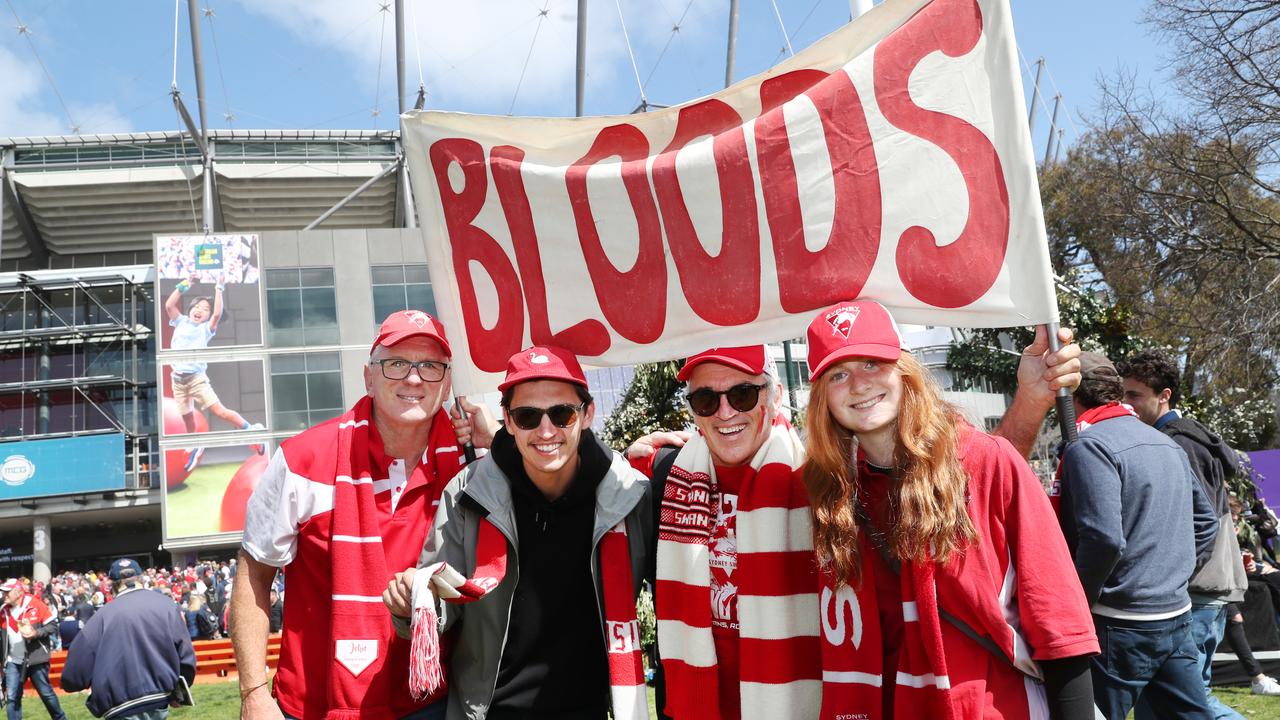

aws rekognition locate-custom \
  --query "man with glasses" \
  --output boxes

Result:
[630,331,1083,719]
[232,310,494,720]
[384,345,655,720]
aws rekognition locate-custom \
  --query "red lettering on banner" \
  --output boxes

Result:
[490,145,611,356]
[652,99,760,325]
[565,124,666,345]
[756,69,882,314]
[874,0,1008,308]
[429,139,525,372]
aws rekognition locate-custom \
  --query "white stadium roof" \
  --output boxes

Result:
[1,129,405,267]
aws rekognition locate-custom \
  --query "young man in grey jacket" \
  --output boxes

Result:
[385,346,654,720]
[1118,349,1249,720]
[1059,352,1218,719]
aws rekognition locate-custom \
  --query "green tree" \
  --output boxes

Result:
[600,361,689,449]
[946,271,1150,396]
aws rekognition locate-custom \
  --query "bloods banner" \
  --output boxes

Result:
[403,0,1055,392]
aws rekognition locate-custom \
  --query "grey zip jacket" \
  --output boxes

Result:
[393,442,655,720]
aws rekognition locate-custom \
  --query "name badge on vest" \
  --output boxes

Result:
[335,639,378,676]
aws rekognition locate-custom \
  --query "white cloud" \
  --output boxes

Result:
[0,46,65,137]
[70,101,134,136]
[234,0,724,115]
[0,46,132,138]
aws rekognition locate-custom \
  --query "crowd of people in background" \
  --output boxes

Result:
[5,559,286,654]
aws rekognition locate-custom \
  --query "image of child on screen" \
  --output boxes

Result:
[164,274,264,472]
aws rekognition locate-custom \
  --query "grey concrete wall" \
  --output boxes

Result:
[259,228,427,413]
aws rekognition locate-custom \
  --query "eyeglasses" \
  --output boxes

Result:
[370,358,450,382]
[508,403,586,431]
[684,382,768,418]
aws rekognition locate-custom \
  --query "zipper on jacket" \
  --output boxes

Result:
[485,520,520,716]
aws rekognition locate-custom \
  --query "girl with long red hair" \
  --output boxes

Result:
[802,300,1098,720]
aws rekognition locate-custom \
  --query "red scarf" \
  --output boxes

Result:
[655,424,820,720]
[1073,401,1137,432]
[409,517,646,720]
[325,396,462,720]
[1051,402,1137,504]
[819,538,959,720]
[5,595,52,634]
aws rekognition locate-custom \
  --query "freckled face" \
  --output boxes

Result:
[822,358,902,449]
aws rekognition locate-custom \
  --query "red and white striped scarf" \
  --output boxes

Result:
[408,516,646,720]
[326,396,461,720]
[655,424,820,720]
[819,537,959,720]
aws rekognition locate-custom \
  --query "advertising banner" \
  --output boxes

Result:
[163,442,270,542]
[159,358,268,439]
[0,433,126,500]
[403,0,1056,392]
[155,234,263,350]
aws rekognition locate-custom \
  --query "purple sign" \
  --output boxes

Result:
[1246,449,1280,504]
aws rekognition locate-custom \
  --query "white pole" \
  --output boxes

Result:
[850,0,874,19]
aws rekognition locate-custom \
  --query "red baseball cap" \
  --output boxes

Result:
[677,345,769,382]
[0,579,20,593]
[370,310,451,357]
[498,346,589,393]
[806,300,907,380]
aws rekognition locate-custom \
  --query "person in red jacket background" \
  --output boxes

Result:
[1,578,66,720]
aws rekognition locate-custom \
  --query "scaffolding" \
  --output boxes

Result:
[0,273,157,489]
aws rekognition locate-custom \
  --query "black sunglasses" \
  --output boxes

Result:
[508,403,586,431]
[685,383,768,418]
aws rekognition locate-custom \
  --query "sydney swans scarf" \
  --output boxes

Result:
[326,397,461,719]
[655,424,820,720]
[408,520,646,720]
[818,537,960,720]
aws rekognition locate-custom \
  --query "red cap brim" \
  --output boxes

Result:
[808,343,902,381]
[372,329,451,358]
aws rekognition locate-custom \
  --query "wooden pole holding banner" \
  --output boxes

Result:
[1046,322,1078,442]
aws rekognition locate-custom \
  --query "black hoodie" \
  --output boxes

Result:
[1163,415,1247,600]
[1163,416,1239,516]
[485,427,613,720]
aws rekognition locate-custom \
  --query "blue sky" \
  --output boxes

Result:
[0,0,1173,159]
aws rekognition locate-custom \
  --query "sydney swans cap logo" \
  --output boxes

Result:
[404,310,429,329]
[0,455,34,487]
[528,351,551,365]
[826,306,861,339]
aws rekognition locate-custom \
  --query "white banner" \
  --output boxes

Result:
[404,0,1056,393]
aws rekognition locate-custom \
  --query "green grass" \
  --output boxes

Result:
[56,681,241,720]
[49,680,1275,719]
[166,462,239,537]
[53,681,653,719]
[1213,686,1279,717]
